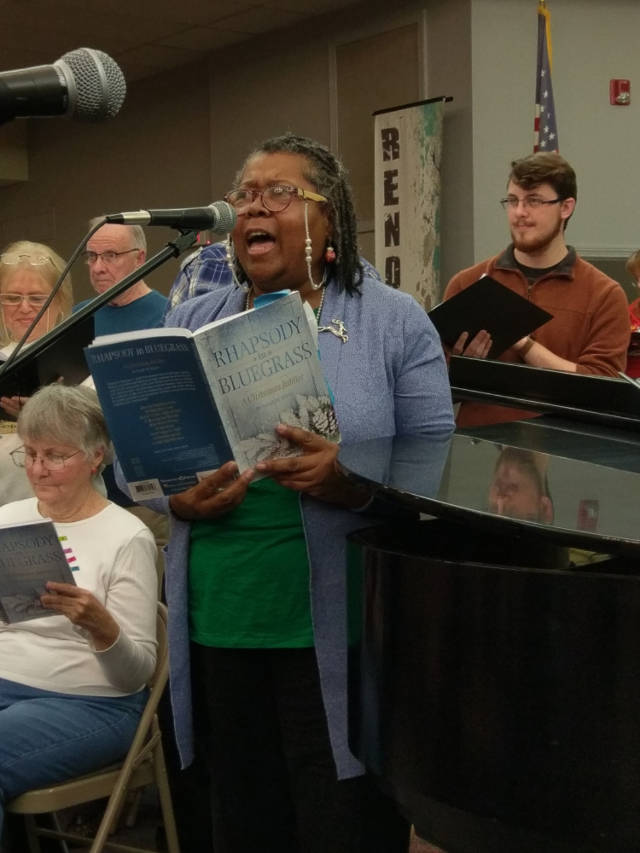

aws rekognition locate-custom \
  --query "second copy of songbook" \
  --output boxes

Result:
[429,275,553,359]
[0,519,76,624]
[85,290,340,499]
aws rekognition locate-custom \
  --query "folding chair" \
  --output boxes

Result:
[7,602,180,853]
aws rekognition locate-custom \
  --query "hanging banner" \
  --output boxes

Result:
[374,97,447,310]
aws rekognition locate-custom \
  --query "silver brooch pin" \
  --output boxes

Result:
[318,319,348,343]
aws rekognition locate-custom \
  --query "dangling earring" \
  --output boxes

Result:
[304,202,326,291]
[324,245,336,264]
[226,235,248,292]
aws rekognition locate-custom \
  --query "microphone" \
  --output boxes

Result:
[0,48,126,124]
[105,201,237,234]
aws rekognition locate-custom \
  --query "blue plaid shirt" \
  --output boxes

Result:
[167,241,382,314]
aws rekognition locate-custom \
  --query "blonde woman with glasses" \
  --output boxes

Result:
[0,241,72,361]
[0,241,74,504]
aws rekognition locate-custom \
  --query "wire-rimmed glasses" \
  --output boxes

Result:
[10,446,83,471]
[499,196,563,210]
[83,248,140,265]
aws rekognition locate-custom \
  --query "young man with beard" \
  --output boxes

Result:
[444,152,629,426]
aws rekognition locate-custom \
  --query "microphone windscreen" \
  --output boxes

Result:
[212,201,237,234]
[57,48,126,120]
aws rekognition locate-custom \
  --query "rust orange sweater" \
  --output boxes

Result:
[444,247,630,427]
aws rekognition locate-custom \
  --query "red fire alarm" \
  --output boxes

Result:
[610,79,631,105]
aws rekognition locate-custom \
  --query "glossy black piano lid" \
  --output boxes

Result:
[339,433,640,558]
[449,356,640,429]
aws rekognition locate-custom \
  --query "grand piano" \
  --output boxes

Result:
[340,357,640,853]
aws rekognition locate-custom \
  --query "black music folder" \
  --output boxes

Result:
[0,313,94,402]
[429,275,553,359]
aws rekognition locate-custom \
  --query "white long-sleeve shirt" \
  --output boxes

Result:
[0,499,157,696]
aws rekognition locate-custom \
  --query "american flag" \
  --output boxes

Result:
[534,0,559,152]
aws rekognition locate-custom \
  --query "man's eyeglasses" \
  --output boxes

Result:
[83,248,140,265]
[500,196,564,210]
[225,184,328,213]
[10,446,83,471]
[0,293,51,308]
[0,252,53,266]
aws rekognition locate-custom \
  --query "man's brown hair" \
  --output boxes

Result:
[508,152,577,201]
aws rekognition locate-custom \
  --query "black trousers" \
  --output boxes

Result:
[191,643,410,853]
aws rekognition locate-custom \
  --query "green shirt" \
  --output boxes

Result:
[188,477,314,647]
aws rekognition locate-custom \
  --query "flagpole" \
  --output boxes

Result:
[539,0,553,71]
[533,0,559,152]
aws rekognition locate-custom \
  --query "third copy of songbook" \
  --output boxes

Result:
[85,290,340,499]
[429,275,553,359]
[0,519,76,624]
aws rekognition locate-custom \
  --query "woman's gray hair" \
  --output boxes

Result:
[0,240,73,344]
[17,384,112,465]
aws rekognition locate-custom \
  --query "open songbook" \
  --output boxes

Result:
[0,519,75,624]
[85,290,340,498]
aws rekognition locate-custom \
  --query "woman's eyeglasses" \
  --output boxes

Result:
[0,253,53,266]
[10,446,83,471]
[225,184,327,213]
[0,293,51,307]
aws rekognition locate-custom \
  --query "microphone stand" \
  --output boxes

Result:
[0,229,198,395]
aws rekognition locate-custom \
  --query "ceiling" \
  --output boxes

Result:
[0,0,360,82]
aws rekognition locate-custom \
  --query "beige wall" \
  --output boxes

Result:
[207,31,331,198]
[471,0,640,266]
[0,0,476,302]
[0,0,636,305]
[0,59,211,301]
[205,3,432,267]
[426,0,473,286]
[205,0,473,290]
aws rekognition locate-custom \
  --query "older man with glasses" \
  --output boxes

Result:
[72,222,169,569]
[443,151,630,427]
[73,222,167,335]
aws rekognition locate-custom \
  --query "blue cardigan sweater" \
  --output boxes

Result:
[119,275,454,778]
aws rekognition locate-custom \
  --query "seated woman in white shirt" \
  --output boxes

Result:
[0,241,74,504]
[0,384,157,842]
